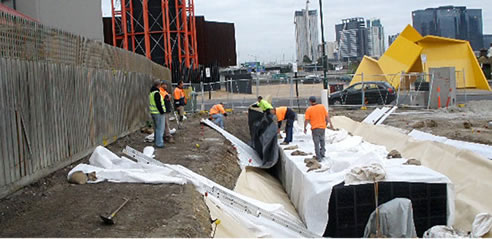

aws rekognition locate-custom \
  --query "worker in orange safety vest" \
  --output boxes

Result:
[173,80,187,124]
[272,106,296,145]
[209,103,227,129]
[159,81,175,143]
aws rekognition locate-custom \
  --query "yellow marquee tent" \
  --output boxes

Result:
[350,25,491,91]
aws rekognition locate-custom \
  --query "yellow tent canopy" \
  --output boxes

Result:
[350,25,491,91]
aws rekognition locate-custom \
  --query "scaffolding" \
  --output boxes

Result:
[111,0,198,71]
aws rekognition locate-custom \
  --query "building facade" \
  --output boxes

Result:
[335,18,373,61]
[2,0,103,41]
[318,42,337,60]
[412,6,483,50]
[295,9,319,65]
[388,33,399,47]
[366,19,385,58]
[484,34,492,49]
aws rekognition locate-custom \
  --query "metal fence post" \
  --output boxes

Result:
[200,81,204,111]
[289,77,294,108]
[427,73,434,109]
[230,79,235,110]
[396,71,403,106]
[361,73,365,106]
[462,68,467,104]
[256,74,259,98]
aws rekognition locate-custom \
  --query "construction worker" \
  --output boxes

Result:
[273,106,296,145]
[149,80,166,148]
[173,80,187,124]
[304,96,334,161]
[253,96,274,114]
[159,81,174,143]
[209,103,227,129]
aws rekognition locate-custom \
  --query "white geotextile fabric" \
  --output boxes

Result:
[68,146,309,238]
[278,119,454,235]
[201,118,263,168]
[409,129,492,160]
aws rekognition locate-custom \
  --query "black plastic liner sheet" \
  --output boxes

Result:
[248,108,279,168]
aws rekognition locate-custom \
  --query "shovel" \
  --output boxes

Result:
[100,198,130,225]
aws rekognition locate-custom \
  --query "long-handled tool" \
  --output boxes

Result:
[100,198,130,225]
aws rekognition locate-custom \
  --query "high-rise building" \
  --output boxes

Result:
[367,19,385,58]
[484,34,492,49]
[295,9,319,64]
[388,33,399,47]
[412,6,483,50]
[318,42,337,60]
[335,18,368,61]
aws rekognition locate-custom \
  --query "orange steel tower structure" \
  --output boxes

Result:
[111,0,198,70]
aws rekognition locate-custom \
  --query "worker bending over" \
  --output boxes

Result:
[149,80,166,148]
[173,80,187,124]
[304,96,334,161]
[273,106,296,145]
[209,103,227,129]
[159,81,174,143]
[253,96,274,114]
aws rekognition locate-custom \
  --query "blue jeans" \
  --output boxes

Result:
[212,114,224,129]
[284,119,294,143]
[152,114,165,147]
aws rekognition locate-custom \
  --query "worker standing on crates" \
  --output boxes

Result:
[149,80,166,148]
[272,106,296,145]
[159,81,175,143]
[173,80,187,127]
[208,103,227,129]
[304,96,334,161]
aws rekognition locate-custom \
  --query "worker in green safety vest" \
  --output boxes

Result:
[149,80,166,148]
[252,96,274,114]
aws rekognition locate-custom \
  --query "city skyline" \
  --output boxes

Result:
[101,0,492,64]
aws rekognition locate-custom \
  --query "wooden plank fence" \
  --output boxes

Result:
[0,11,169,198]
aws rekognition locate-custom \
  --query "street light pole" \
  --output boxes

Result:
[319,0,328,90]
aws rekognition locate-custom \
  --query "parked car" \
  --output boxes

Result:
[329,81,396,105]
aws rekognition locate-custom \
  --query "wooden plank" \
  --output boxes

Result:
[0,58,9,186]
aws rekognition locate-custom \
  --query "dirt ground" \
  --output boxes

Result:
[331,100,492,145]
[0,114,242,237]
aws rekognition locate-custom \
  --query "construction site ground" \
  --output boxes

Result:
[0,114,242,237]
[0,101,490,237]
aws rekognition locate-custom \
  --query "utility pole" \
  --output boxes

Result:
[319,0,328,90]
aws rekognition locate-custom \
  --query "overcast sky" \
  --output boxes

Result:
[102,0,492,64]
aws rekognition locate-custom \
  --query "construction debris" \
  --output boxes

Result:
[387,149,402,159]
[463,121,473,129]
[410,119,438,128]
[304,158,321,172]
[283,145,299,151]
[404,159,422,166]
[291,150,311,156]
[68,171,97,184]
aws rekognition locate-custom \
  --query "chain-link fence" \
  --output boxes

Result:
[183,70,469,113]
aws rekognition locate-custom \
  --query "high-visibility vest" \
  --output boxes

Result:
[159,87,169,99]
[174,88,185,100]
[149,90,165,114]
[258,99,273,111]
[209,104,225,115]
[275,107,287,121]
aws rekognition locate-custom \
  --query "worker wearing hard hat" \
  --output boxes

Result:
[273,106,296,145]
[209,103,227,129]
